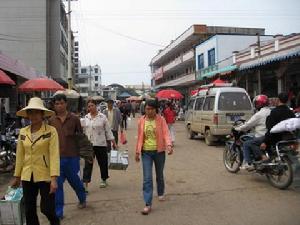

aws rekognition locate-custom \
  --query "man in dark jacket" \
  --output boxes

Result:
[260,93,295,155]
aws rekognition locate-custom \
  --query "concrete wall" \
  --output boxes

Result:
[195,35,274,70]
[0,0,47,75]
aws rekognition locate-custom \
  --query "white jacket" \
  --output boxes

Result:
[81,112,115,147]
[235,107,271,137]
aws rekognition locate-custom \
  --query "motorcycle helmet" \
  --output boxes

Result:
[253,95,269,110]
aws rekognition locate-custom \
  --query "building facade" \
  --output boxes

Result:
[0,0,70,81]
[195,34,274,82]
[76,65,101,97]
[150,24,265,103]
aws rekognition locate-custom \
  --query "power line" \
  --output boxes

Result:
[88,22,166,47]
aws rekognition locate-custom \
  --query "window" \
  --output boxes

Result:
[95,76,98,81]
[208,48,215,66]
[197,54,204,70]
[195,97,204,111]
[203,96,215,111]
[188,99,195,110]
[75,47,79,51]
[81,68,87,74]
[94,68,98,73]
[218,92,252,111]
[95,83,98,87]
[74,53,78,57]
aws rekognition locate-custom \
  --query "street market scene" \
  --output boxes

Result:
[0,0,300,225]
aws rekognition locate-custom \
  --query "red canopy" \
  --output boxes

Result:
[211,78,226,85]
[156,89,183,99]
[19,78,64,92]
[0,69,15,85]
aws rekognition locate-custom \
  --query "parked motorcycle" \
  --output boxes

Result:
[0,122,18,172]
[223,119,299,189]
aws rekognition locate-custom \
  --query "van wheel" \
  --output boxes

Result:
[204,129,214,146]
[187,125,196,139]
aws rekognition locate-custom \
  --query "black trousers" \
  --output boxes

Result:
[83,146,109,183]
[22,176,60,225]
[122,115,127,130]
[112,130,118,145]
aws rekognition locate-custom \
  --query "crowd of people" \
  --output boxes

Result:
[9,94,176,224]
[6,90,298,223]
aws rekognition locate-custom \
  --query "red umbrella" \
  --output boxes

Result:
[19,78,64,92]
[156,89,183,99]
[0,69,16,85]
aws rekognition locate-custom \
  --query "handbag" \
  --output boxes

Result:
[74,133,94,162]
[108,149,128,170]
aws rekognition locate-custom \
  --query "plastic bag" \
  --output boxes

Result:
[4,187,23,201]
[120,131,127,145]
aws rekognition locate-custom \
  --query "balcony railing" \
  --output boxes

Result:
[163,50,195,72]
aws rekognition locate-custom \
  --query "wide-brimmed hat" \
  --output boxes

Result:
[17,97,54,118]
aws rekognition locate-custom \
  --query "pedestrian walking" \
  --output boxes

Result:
[48,94,86,219]
[140,98,146,115]
[82,99,117,191]
[11,97,60,225]
[135,99,173,215]
[119,101,129,130]
[163,102,177,145]
[131,101,137,118]
[103,99,122,145]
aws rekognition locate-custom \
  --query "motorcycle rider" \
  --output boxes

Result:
[235,95,271,170]
[260,93,295,154]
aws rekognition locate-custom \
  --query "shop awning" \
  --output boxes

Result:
[197,65,237,80]
[239,47,300,71]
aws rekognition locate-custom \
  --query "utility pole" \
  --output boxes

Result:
[67,0,72,90]
[89,65,92,96]
[257,33,261,94]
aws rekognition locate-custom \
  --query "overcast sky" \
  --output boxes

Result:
[71,0,300,86]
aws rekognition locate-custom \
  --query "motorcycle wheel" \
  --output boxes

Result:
[266,157,293,190]
[223,144,241,173]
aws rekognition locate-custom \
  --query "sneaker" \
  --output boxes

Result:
[100,180,107,188]
[77,202,87,209]
[158,195,166,201]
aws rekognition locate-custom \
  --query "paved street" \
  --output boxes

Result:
[1,116,300,225]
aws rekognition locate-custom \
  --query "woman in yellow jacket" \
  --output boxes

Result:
[11,97,60,225]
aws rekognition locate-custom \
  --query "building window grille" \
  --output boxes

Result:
[208,48,215,66]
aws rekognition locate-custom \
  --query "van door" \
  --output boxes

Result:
[201,96,216,133]
[191,97,205,132]
[185,99,195,125]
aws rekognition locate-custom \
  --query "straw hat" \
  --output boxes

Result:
[17,97,54,118]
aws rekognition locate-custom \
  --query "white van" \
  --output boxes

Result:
[185,84,253,145]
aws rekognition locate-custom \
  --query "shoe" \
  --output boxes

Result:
[100,180,107,188]
[84,184,89,194]
[240,163,254,170]
[77,202,87,209]
[158,195,166,201]
[141,206,151,215]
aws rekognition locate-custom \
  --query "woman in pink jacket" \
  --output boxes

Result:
[135,99,173,215]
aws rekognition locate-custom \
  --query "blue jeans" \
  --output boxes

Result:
[142,151,165,206]
[243,136,265,164]
[56,157,86,218]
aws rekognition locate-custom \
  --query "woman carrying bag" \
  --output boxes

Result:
[11,97,60,225]
[135,99,174,215]
[81,99,117,191]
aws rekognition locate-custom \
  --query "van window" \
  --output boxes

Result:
[203,96,215,111]
[218,92,252,111]
[195,97,204,111]
[188,99,195,110]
